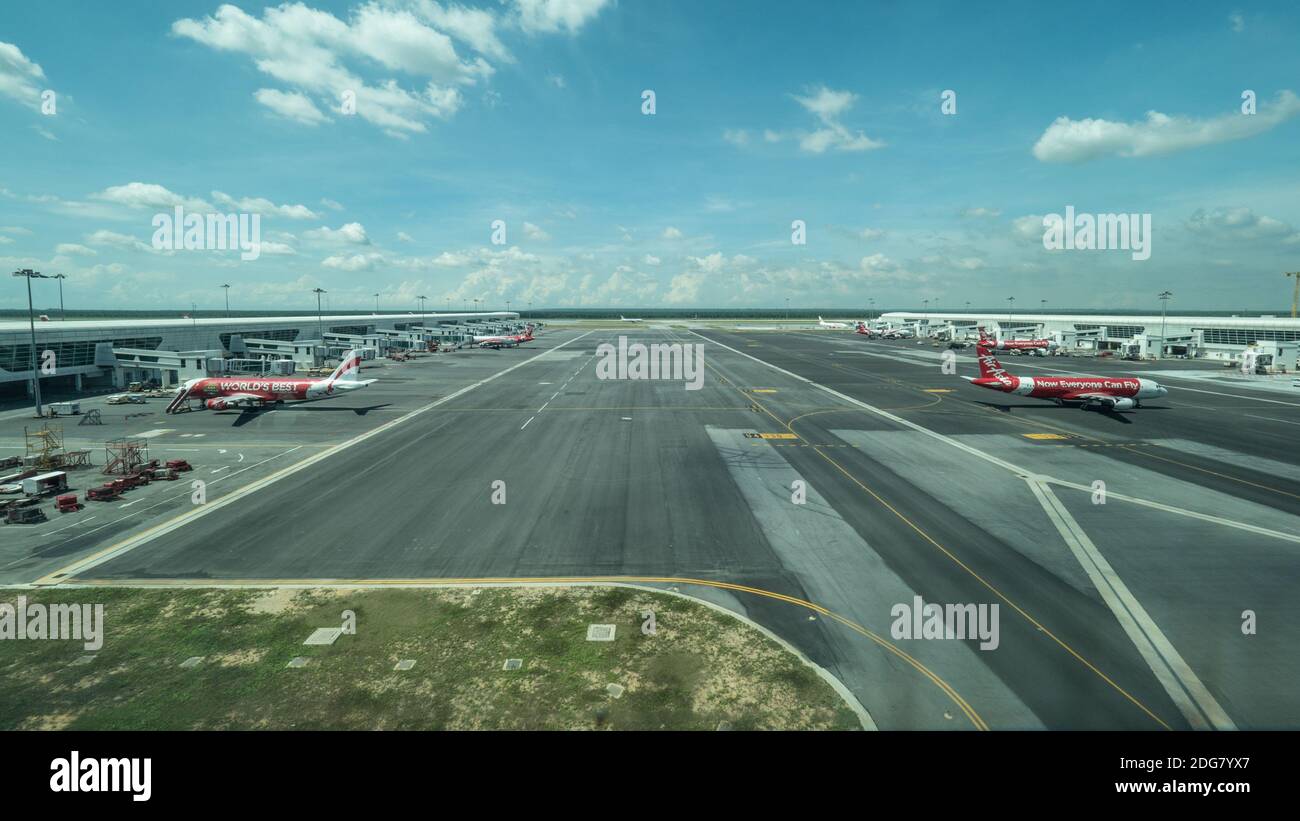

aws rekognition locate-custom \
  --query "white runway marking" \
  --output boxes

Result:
[520,416,535,430]
[1028,479,1236,730]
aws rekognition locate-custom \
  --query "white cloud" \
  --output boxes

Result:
[90,182,211,211]
[665,271,703,304]
[323,252,384,271]
[722,128,749,146]
[859,227,885,240]
[0,41,46,110]
[172,3,491,135]
[321,198,344,211]
[513,0,610,35]
[85,229,163,253]
[254,88,329,125]
[791,86,885,154]
[212,191,319,219]
[305,222,370,244]
[55,243,96,257]
[1230,12,1245,33]
[643,254,660,266]
[414,1,512,62]
[397,231,414,242]
[1032,90,1300,163]
[547,73,565,89]
[960,207,1001,219]
[1186,207,1300,245]
[662,226,682,240]
[523,221,551,240]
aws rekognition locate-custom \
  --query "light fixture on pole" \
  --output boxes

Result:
[1158,290,1173,360]
[13,269,50,417]
[221,283,230,317]
[312,288,327,343]
[53,273,67,321]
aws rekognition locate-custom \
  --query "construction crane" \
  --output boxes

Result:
[1287,271,1300,318]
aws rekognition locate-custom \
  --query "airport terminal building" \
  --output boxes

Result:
[0,312,519,400]
[881,311,1300,368]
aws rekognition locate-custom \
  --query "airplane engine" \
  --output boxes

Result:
[205,398,228,410]
[1109,398,1136,410]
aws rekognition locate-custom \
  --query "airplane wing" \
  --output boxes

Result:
[1060,392,1120,406]
[218,393,267,408]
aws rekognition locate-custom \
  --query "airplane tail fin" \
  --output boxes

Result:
[975,344,1008,380]
[327,350,363,384]
[977,325,992,343]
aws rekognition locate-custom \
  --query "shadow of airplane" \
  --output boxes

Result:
[222,403,393,427]
[969,399,1146,424]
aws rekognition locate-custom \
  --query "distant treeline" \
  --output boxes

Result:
[0,307,1289,321]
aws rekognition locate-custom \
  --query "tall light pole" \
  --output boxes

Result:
[869,298,875,321]
[417,295,428,348]
[785,297,790,321]
[221,283,230,317]
[374,293,379,314]
[1286,272,1300,318]
[1158,290,1173,360]
[922,297,930,331]
[13,269,50,417]
[1007,296,1015,321]
[312,288,326,343]
[53,273,67,321]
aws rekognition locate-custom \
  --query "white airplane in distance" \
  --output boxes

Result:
[818,316,851,329]
[620,315,643,322]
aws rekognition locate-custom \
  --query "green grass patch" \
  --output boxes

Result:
[0,586,860,730]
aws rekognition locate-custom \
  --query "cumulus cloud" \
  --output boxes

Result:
[513,0,610,35]
[0,41,46,110]
[172,3,488,135]
[662,226,682,240]
[91,182,211,212]
[212,191,319,219]
[305,222,370,244]
[323,252,384,271]
[1186,207,1300,245]
[1032,91,1300,163]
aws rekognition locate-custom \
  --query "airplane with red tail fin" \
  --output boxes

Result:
[165,350,375,413]
[977,325,1057,353]
[474,324,535,349]
[963,344,1167,411]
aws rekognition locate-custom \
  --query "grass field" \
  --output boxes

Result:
[0,585,862,730]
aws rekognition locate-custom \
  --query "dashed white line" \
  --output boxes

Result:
[520,415,535,430]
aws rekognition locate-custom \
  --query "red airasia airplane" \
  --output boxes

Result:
[963,344,1167,410]
[474,324,535,349]
[854,322,878,338]
[977,326,1057,353]
[165,350,375,413]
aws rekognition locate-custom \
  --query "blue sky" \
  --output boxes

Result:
[2,0,1299,312]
